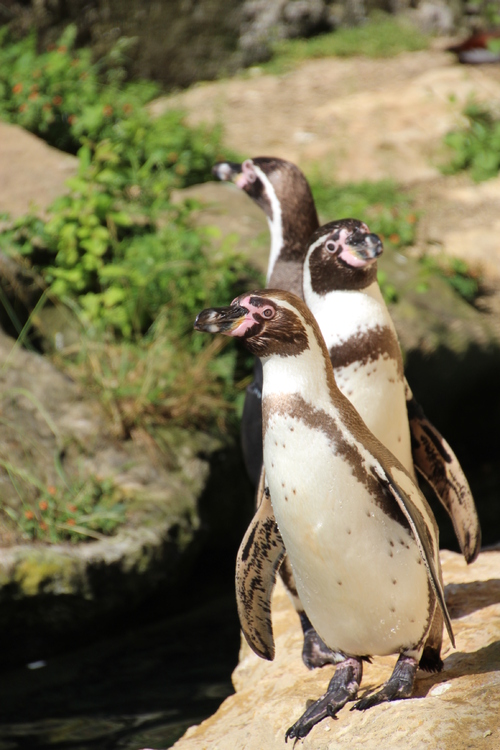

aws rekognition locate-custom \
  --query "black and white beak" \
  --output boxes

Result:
[348,230,383,263]
[194,304,249,335]
[212,161,243,183]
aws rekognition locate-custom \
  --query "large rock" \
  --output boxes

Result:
[172,547,500,750]
[153,49,500,185]
[0,325,250,665]
[0,122,76,218]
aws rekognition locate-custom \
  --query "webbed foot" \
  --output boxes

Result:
[300,613,342,669]
[352,654,418,711]
[285,657,362,742]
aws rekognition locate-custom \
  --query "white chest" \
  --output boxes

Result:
[263,411,430,657]
[303,283,414,476]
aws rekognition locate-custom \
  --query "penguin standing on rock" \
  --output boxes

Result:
[194,290,455,741]
[213,157,480,669]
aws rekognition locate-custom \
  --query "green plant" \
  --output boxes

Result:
[443,103,500,182]
[309,177,418,249]
[1,467,126,543]
[259,12,429,75]
[418,255,481,304]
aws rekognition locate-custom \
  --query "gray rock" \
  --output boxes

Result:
[171,548,500,750]
[0,324,249,664]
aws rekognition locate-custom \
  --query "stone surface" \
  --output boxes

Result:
[0,324,237,665]
[0,121,76,218]
[156,47,500,281]
[172,548,500,750]
[153,48,500,186]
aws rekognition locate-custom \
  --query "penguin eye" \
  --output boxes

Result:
[261,306,275,319]
[325,240,338,254]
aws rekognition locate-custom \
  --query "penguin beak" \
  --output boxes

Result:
[194,304,249,335]
[212,161,242,183]
[347,231,383,263]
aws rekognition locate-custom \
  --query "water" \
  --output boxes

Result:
[0,564,241,750]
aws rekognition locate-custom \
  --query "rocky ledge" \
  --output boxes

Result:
[172,547,500,749]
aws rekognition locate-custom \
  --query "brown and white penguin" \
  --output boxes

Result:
[212,157,318,486]
[213,157,479,670]
[194,290,455,741]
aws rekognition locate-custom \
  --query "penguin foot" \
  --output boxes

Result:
[352,654,418,712]
[285,657,362,742]
[299,613,342,669]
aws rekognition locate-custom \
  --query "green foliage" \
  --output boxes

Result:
[260,12,429,74]
[0,25,252,339]
[443,103,500,182]
[309,177,418,249]
[0,25,158,153]
[2,471,125,543]
[419,255,481,304]
[0,25,262,452]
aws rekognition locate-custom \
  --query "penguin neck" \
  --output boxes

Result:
[265,211,285,286]
[263,191,319,299]
[303,277,396,350]
[261,328,337,412]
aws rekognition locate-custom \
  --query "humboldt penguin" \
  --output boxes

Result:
[194,290,454,740]
[213,157,479,670]
[212,157,318,486]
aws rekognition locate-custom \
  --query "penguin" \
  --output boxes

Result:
[302,219,480,565]
[212,157,318,487]
[194,289,454,741]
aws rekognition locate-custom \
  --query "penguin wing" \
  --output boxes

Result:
[371,463,455,648]
[405,380,481,564]
[235,485,285,661]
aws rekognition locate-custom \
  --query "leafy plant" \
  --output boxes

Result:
[259,12,429,75]
[418,255,481,304]
[1,468,125,543]
[309,177,418,249]
[443,103,500,182]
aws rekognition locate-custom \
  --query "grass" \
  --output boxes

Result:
[258,12,430,75]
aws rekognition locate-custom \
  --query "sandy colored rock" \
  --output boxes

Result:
[157,47,500,282]
[172,548,500,750]
[154,49,500,186]
[0,122,77,217]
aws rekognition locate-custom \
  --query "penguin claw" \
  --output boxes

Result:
[285,657,362,741]
[352,653,418,711]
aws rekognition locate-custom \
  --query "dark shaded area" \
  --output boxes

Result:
[0,547,242,750]
[405,342,500,550]
[0,441,253,669]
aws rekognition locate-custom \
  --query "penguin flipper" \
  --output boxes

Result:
[405,380,481,564]
[371,463,455,648]
[235,487,285,660]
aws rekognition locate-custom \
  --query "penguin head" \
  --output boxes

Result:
[212,157,318,234]
[305,219,383,294]
[194,289,314,358]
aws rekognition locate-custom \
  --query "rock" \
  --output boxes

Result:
[153,50,500,185]
[0,325,250,665]
[239,0,333,65]
[415,174,500,282]
[171,547,500,750]
[0,122,76,218]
